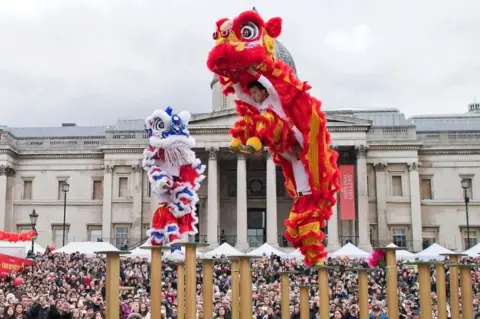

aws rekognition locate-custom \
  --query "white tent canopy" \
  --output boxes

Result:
[282,249,304,260]
[414,243,454,261]
[330,243,369,259]
[386,243,415,260]
[53,242,119,256]
[0,241,46,258]
[203,243,243,258]
[247,243,286,257]
[462,243,480,257]
[128,240,205,261]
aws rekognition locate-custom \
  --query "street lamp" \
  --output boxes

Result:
[461,178,471,249]
[62,181,70,246]
[28,209,38,258]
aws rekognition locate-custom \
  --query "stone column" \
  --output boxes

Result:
[374,163,389,245]
[266,153,278,247]
[326,200,340,251]
[408,163,423,252]
[207,147,219,247]
[131,165,143,243]
[0,165,14,231]
[102,165,114,243]
[236,154,249,250]
[356,145,371,250]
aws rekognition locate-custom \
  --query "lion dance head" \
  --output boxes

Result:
[145,106,196,167]
[206,10,282,75]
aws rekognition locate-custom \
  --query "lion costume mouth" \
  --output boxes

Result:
[207,43,267,74]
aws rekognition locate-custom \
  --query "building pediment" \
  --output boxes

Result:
[190,109,372,131]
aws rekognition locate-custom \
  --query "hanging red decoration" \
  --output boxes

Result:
[0,230,36,242]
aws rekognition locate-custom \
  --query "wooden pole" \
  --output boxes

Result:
[231,259,240,319]
[417,263,432,318]
[150,247,165,319]
[299,286,310,319]
[459,265,474,319]
[318,266,329,319]
[202,259,214,319]
[176,262,185,319]
[384,248,398,318]
[280,272,292,319]
[441,253,463,319]
[358,269,369,319]
[435,263,447,319]
[239,256,253,319]
[184,244,197,319]
[100,251,124,319]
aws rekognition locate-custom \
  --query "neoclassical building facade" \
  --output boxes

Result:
[1,46,480,252]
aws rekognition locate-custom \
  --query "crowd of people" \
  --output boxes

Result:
[0,249,478,319]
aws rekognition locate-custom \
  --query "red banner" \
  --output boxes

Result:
[0,253,32,277]
[339,165,356,220]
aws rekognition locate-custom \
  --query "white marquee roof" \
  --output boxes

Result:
[414,243,454,261]
[203,243,243,258]
[330,243,370,259]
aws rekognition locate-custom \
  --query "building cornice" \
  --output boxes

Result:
[369,144,422,151]
[419,148,480,155]
[17,153,104,160]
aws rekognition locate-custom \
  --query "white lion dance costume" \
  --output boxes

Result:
[143,106,205,257]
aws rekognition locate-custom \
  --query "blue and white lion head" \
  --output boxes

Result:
[145,106,195,150]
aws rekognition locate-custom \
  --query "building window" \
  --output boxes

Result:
[420,178,432,200]
[58,180,68,200]
[147,182,151,197]
[461,227,479,250]
[52,226,69,248]
[221,96,228,109]
[92,180,103,200]
[17,225,32,233]
[88,226,102,242]
[115,226,129,249]
[462,177,473,199]
[391,176,403,197]
[23,180,32,200]
[118,177,128,198]
[142,223,150,240]
[422,228,438,249]
[392,228,407,248]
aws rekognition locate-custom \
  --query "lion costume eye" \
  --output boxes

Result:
[240,22,259,40]
[153,118,165,131]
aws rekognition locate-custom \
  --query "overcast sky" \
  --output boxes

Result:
[1,0,479,127]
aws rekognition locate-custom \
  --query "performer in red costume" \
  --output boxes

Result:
[143,106,205,260]
[207,10,341,266]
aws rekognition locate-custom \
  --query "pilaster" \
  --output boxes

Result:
[374,162,389,245]
[0,165,15,231]
[102,165,114,242]
[235,154,249,250]
[132,165,143,242]
[326,201,340,251]
[408,162,422,252]
[266,153,278,247]
[207,147,219,248]
[355,145,371,250]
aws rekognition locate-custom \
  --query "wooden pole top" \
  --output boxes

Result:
[280,270,299,275]
[95,250,131,255]
[345,267,377,272]
[439,253,467,257]
[174,242,210,248]
[373,246,402,251]
[298,285,315,289]
[227,255,262,260]
[139,245,171,251]
[447,263,480,268]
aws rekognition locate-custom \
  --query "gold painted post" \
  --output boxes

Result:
[231,259,240,319]
[440,253,465,319]
[280,272,296,319]
[435,263,447,319]
[384,248,398,318]
[202,258,214,319]
[176,262,185,319]
[96,251,129,319]
[347,269,370,319]
[141,246,169,319]
[238,256,253,319]
[299,286,312,319]
[417,263,433,318]
[317,266,330,319]
[176,242,208,319]
[458,264,474,319]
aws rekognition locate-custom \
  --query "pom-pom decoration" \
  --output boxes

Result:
[367,249,386,269]
[0,230,36,242]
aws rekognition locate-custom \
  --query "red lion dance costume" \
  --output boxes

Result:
[207,10,340,266]
[143,107,205,260]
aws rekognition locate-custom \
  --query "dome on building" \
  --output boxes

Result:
[209,40,297,88]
